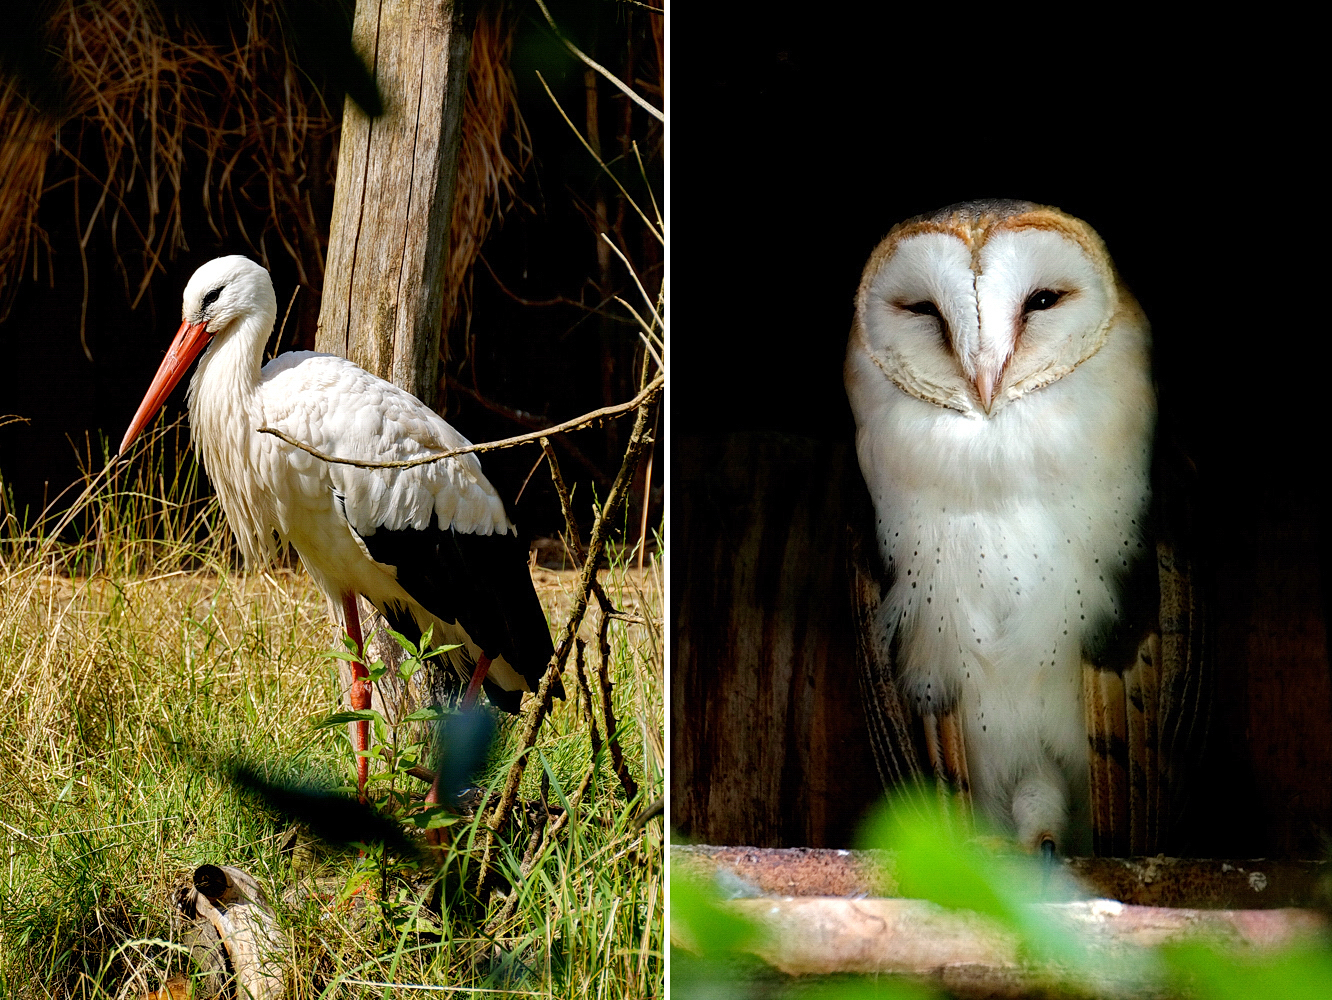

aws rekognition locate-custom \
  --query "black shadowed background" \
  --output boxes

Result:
[670,15,1329,856]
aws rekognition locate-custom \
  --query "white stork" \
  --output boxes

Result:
[119,256,556,795]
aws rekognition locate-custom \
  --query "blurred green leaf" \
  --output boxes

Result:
[670,868,757,958]
[402,705,446,723]
[856,789,1104,972]
[1165,942,1332,1000]
[857,790,1019,924]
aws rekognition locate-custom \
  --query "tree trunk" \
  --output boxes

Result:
[315,0,472,408]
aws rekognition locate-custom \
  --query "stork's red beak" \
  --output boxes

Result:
[118,319,211,455]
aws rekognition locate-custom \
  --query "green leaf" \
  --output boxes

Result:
[314,709,386,730]
[857,790,1016,924]
[1164,943,1332,1000]
[364,659,388,683]
[421,641,463,659]
[401,706,446,723]
[669,869,757,958]
[386,629,419,657]
[856,788,1094,970]
[397,657,423,682]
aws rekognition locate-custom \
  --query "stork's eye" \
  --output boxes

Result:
[903,300,942,319]
[1023,289,1063,313]
[201,286,224,312]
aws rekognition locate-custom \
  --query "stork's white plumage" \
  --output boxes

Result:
[120,256,556,794]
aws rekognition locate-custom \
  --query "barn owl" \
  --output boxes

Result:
[845,200,1206,856]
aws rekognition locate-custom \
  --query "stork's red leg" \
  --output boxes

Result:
[461,654,492,710]
[424,768,445,848]
[342,593,371,801]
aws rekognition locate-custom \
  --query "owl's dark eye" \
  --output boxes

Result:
[201,286,224,312]
[1023,289,1063,314]
[903,300,941,319]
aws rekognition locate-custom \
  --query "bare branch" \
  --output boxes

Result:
[476,380,659,900]
[255,376,663,470]
[540,437,586,565]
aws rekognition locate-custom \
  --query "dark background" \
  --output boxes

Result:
[671,16,1331,856]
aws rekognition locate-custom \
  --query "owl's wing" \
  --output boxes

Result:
[1085,436,1211,856]
[850,523,923,791]
[851,524,975,812]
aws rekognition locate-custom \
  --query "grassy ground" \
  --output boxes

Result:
[0,436,663,998]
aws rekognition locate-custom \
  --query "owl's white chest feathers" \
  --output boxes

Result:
[853,330,1154,844]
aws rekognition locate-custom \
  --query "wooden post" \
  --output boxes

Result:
[316,0,472,408]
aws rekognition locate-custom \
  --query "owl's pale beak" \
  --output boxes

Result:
[974,365,1002,413]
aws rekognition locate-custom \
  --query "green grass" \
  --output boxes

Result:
[0,429,663,998]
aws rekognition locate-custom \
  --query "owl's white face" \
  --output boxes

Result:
[851,207,1127,417]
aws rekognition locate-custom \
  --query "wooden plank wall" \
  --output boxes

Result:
[672,433,881,847]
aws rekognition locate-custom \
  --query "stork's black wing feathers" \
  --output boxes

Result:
[359,526,559,714]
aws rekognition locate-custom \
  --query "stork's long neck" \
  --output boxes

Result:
[184,307,277,568]
[186,309,270,422]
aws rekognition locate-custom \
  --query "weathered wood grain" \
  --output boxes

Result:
[316,0,471,406]
[672,845,1332,909]
[672,433,882,847]
[684,896,1326,994]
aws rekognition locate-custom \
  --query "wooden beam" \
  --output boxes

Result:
[679,896,1327,990]
[316,0,471,407]
[673,845,1332,910]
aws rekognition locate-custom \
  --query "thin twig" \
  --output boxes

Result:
[255,376,662,470]
[601,233,663,330]
[268,284,300,361]
[511,447,549,508]
[533,0,664,123]
[476,253,611,312]
[614,295,664,370]
[487,752,555,934]
[637,408,658,571]
[535,71,662,243]
[632,140,663,231]
[575,638,604,764]
[597,605,639,802]
[444,376,611,490]
[540,437,585,565]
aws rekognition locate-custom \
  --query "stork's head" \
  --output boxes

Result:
[181,255,278,337]
[119,256,277,455]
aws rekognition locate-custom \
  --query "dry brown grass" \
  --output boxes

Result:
[0,0,527,355]
[445,7,533,348]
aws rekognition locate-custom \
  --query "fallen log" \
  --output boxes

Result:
[673,845,1332,996]
[674,896,1327,998]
